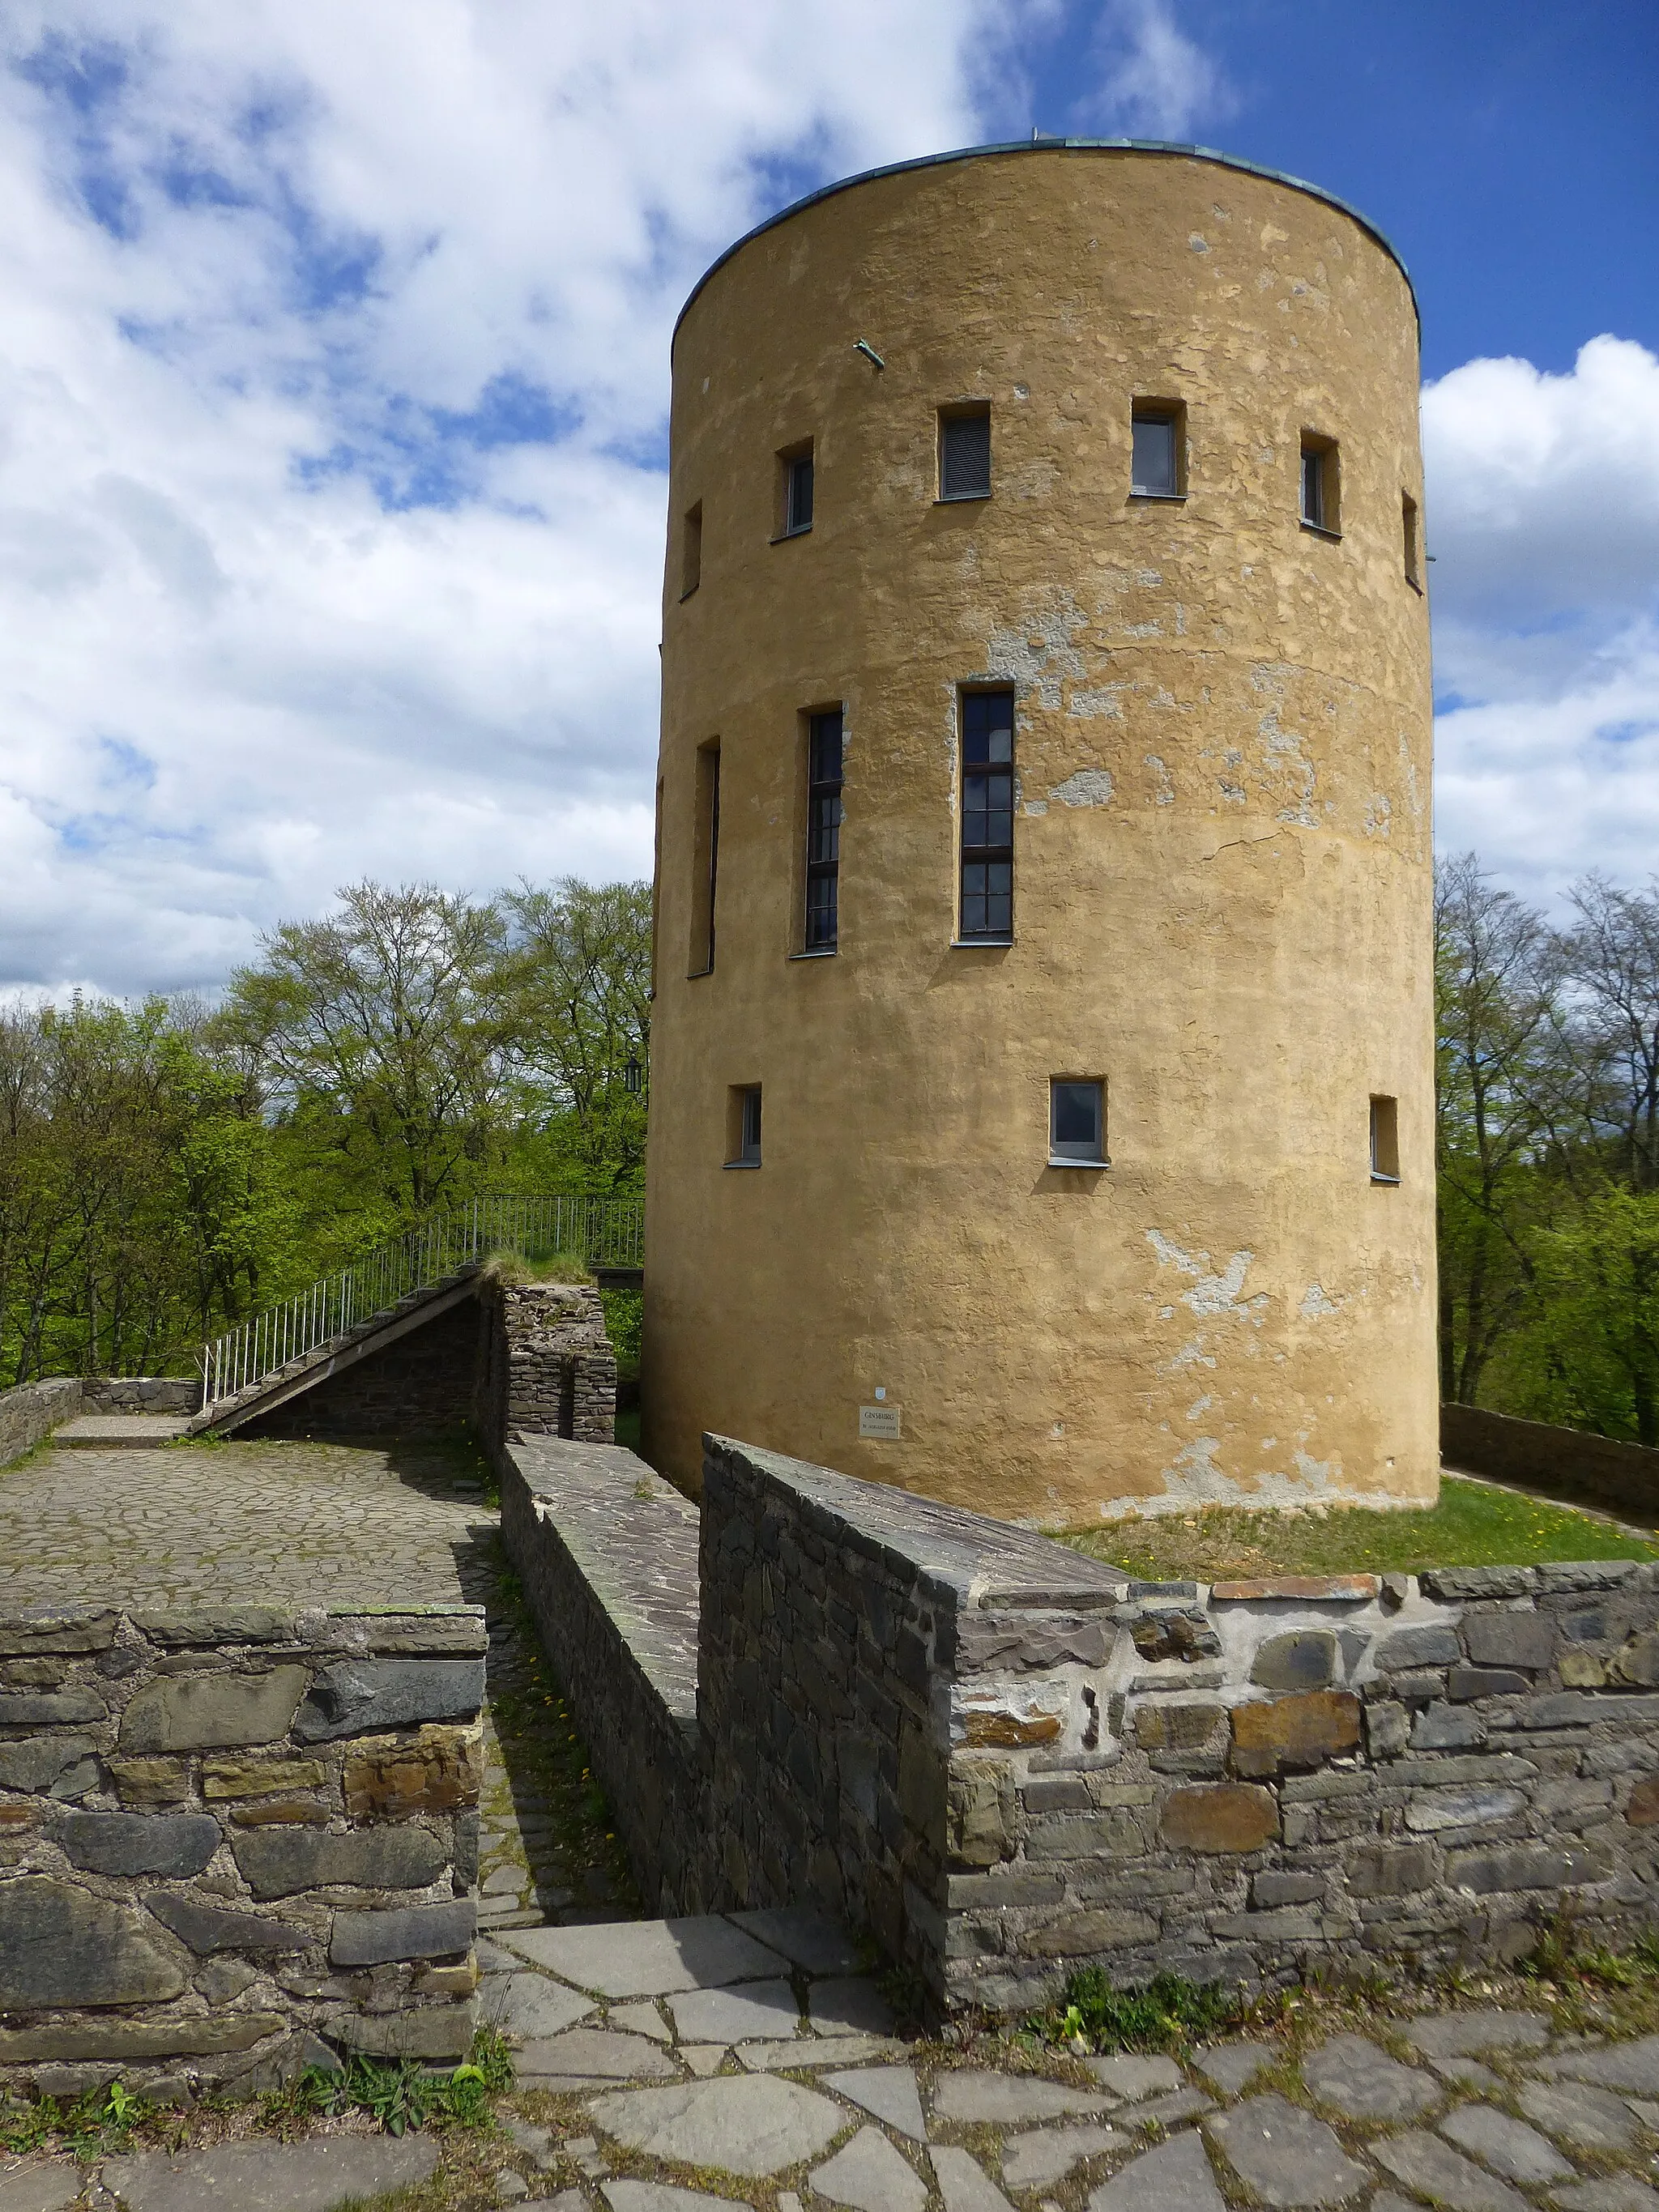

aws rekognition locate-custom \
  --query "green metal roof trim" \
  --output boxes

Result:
[672,138,1417,347]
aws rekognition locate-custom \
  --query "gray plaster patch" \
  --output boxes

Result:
[822,2065,926,2142]
[931,2146,1018,2212]
[1001,2125,1121,2190]
[1192,2043,1275,2095]
[1086,2053,1184,2102]
[480,1972,595,2042]
[1518,2081,1637,2154]
[587,2076,847,2177]
[1203,2095,1369,2206]
[667,1980,800,2044]
[932,2070,1111,2124]
[1439,2105,1576,2186]
[515,2029,677,2082]
[1088,2130,1226,2212]
[727,1907,862,1975]
[505,1917,787,1997]
[0,2163,81,2212]
[810,1979,895,2036]
[810,2127,927,2212]
[1404,2011,1551,2059]
[1373,2129,1531,2212]
[100,2135,437,2212]
[1301,2034,1440,2121]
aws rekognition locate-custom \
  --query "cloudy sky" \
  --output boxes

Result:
[2,0,1656,995]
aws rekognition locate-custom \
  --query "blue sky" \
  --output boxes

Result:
[0,0,1655,994]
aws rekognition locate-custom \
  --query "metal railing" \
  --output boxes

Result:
[201,1193,642,1410]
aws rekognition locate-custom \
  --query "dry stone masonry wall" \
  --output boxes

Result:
[478,1280,617,1447]
[0,1600,485,2100]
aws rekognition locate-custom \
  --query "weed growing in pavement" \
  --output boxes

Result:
[275,2031,515,2137]
[0,2080,167,2159]
[1038,1967,1246,2054]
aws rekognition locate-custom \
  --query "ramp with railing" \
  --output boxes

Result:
[195,1194,641,1426]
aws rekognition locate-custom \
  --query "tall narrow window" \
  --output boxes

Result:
[1050,1080,1107,1166]
[681,502,702,596]
[1370,1095,1400,1184]
[1131,404,1183,498]
[1300,436,1339,534]
[689,741,719,976]
[960,689,1014,941]
[804,708,843,951]
[1402,492,1421,586]
[939,407,992,501]
[779,444,814,536]
[726,1085,761,1166]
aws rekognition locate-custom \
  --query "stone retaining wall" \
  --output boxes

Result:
[502,1430,1659,2017]
[0,1601,484,2099]
[1444,1402,1659,1522]
[83,1378,200,1415]
[478,1281,616,1448]
[0,1380,82,1469]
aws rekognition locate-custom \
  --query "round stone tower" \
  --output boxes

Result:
[642,141,1436,1525]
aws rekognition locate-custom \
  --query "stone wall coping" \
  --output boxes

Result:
[702,1434,1130,1610]
[1210,1575,1380,1601]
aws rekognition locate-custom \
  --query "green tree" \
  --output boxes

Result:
[1525,1191,1659,1445]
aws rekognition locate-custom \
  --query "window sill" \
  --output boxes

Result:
[1130,491,1186,504]
[1370,1172,1401,1186]
[1406,575,1424,596]
[952,935,1013,948]
[687,966,714,980]
[1048,1156,1111,1170]
[723,1159,762,1171]
[770,526,812,543]
[1299,520,1343,542]
[936,491,991,505]
[789,947,837,961]
[678,586,699,602]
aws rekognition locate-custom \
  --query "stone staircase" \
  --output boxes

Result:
[187,1266,483,1437]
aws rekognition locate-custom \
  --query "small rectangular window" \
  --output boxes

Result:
[1370,1095,1400,1183]
[726,1085,761,1166]
[939,407,992,501]
[688,740,719,976]
[1131,404,1183,498]
[1300,436,1339,534]
[959,688,1014,941]
[681,502,702,596]
[804,708,843,951]
[1402,492,1421,586]
[777,443,813,538]
[1051,1079,1107,1166]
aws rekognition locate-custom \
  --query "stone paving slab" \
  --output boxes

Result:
[101,2133,438,2210]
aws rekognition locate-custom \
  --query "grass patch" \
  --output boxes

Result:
[1054,1475,1659,1583]
[272,2032,513,2137]
[1038,1968,1245,2054]
[483,1247,595,1287]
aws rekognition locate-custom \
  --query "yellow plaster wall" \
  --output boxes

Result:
[642,145,1436,1525]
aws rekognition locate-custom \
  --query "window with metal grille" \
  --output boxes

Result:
[785,449,814,535]
[960,689,1014,940]
[1050,1080,1107,1166]
[939,407,992,501]
[804,708,843,950]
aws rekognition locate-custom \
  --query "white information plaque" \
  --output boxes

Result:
[858,1404,902,1439]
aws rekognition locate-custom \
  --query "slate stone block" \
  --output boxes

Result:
[120,1666,309,1753]
[58,1810,222,1877]
[343,1727,482,1818]
[1230,1691,1361,1775]
[1462,1613,1555,1670]
[292,1659,486,1742]
[329,1902,476,1965]
[1446,1841,1607,1892]
[0,1734,96,1794]
[145,1892,314,1954]
[1412,1703,1486,1750]
[1420,1567,1537,1600]
[1627,1775,1659,1826]
[1347,1842,1438,1895]
[0,1609,117,1655]
[1250,1631,1337,1692]
[0,1689,105,1725]
[0,1876,186,2007]
[1158,1783,1278,1854]
[0,2014,285,2063]
[230,1823,450,1899]
[1377,1626,1462,1669]
[1253,1870,1324,1907]
[1131,1611,1221,1663]
[1448,1667,1530,1700]
[1365,1701,1410,1758]
[1019,1907,1160,1955]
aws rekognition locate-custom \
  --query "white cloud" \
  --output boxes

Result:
[1072,0,1235,143]
[0,0,1009,993]
[1424,337,1659,899]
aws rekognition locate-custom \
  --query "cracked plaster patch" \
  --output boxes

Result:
[1299,1284,1342,1319]
[1068,685,1124,720]
[1145,1233,1269,1323]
